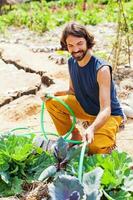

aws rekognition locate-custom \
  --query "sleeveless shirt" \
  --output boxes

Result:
[68,55,124,117]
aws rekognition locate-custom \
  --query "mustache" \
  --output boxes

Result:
[72,51,84,54]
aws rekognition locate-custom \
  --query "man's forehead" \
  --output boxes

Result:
[66,35,85,44]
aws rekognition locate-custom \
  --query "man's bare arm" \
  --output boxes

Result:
[83,66,111,142]
[90,66,111,131]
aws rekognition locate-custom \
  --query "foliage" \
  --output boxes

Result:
[94,51,108,60]
[38,137,133,199]
[83,167,103,200]
[49,174,84,200]
[0,135,133,199]
[0,0,132,34]
[38,137,82,181]
[0,135,54,197]
[67,150,133,199]
[47,165,103,200]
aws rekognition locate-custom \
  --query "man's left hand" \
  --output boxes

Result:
[82,126,95,144]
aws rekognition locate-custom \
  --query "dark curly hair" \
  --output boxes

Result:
[60,22,95,50]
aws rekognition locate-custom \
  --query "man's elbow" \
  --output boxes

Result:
[106,106,111,117]
[100,106,111,118]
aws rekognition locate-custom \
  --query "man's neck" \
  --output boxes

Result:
[78,50,92,67]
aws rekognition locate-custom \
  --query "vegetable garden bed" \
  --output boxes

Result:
[0,134,133,199]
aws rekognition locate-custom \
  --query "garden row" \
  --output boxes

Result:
[0,135,133,199]
[0,0,132,33]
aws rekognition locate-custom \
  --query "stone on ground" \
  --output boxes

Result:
[0,59,41,107]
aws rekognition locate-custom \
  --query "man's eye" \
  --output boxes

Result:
[68,45,73,48]
[78,43,83,45]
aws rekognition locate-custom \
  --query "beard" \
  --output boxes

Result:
[71,49,88,61]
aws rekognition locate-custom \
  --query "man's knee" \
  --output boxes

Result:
[88,141,115,155]
[88,143,102,154]
[88,144,108,154]
[45,98,55,110]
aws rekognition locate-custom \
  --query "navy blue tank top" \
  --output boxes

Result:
[68,55,124,117]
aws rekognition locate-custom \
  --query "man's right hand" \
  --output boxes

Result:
[39,91,68,102]
[39,93,48,102]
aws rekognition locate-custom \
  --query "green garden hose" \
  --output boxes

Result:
[2,93,87,183]
[42,94,87,183]
[78,141,87,183]
[42,93,82,144]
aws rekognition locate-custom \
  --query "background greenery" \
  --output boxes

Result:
[0,0,132,34]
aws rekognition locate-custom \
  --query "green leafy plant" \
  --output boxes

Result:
[38,137,82,181]
[0,134,54,197]
[49,174,84,200]
[39,137,133,200]
[0,135,133,199]
[48,167,104,200]
[67,150,133,199]
[0,0,132,34]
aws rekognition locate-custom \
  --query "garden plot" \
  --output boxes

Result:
[0,136,132,199]
[0,94,56,134]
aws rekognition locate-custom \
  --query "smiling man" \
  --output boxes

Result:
[45,22,125,154]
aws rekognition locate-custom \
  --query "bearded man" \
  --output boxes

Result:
[44,22,125,154]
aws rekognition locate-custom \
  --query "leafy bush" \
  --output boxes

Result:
[48,167,103,200]
[0,135,133,199]
[68,150,133,199]
[38,137,133,199]
[38,137,104,200]
[92,0,109,4]
[0,135,54,197]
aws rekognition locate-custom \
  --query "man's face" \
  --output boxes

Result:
[66,35,88,61]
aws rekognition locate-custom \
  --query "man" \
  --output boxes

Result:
[44,22,125,154]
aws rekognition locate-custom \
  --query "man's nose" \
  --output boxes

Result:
[73,46,80,52]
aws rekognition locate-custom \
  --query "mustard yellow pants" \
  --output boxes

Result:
[46,95,123,154]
